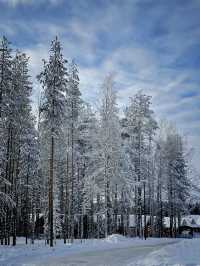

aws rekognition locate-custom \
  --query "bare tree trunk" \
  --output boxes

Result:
[169,174,173,238]
[49,135,54,247]
[31,197,35,245]
[12,147,20,246]
[97,193,100,239]
[104,159,108,238]
[143,182,147,239]
[12,208,16,246]
[64,132,69,244]
[25,154,30,245]
[70,104,75,243]
[0,42,5,118]
[89,192,94,238]
[137,121,142,238]
[150,161,155,237]
[77,166,80,239]
[114,184,118,234]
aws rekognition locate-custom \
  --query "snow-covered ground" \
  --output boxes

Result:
[0,235,199,266]
[135,238,200,266]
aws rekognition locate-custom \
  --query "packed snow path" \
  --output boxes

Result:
[35,241,178,266]
[0,235,180,266]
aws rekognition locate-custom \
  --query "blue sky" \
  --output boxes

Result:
[0,0,200,173]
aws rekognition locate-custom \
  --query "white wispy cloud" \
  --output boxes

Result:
[0,0,199,172]
[0,0,62,7]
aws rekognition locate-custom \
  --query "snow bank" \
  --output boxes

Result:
[105,234,126,243]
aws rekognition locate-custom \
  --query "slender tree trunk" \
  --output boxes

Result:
[49,135,54,247]
[89,193,94,238]
[12,147,20,246]
[178,212,181,236]
[169,174,173,238]
[137,121,142,238]
[0,44,5,118]
[77,166,80,239]
[64,133,69,244]
[25,154,30,245]
[114,184,118,234]
[97,193,101,239]
[144,182,146,240]
[31,197,35,245]
[80,208,84,242]
[70,104,75,243]
[104,156,110,238]
[12,208,16,246]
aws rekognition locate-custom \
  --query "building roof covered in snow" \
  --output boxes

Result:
[127,214,200,229]
[181,215,200,228]
[163,215,200,228]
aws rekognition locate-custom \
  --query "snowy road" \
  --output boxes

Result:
[1,236,184,266]
[2,236,200,265]
[34,241,178,266]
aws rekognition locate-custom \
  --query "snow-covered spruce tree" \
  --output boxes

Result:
[9,52,38,245]
[0,48,38,246]
[165,129,189,237]
[77,103,100,239]
[174,135,190,232]
[154,121,168,237]
[0,36,13,245]
[74,103,90,240]
[55,134,67,241]
[124,91,157,238]
[37,37,68,247]
[0,36,12,119]
[144,101,157,238]
[37,111,49,241]
[97,75,123,237]
[120,118,136,236]
[0,37,12,193]
[18,119,39,245]
[64,60,81,243]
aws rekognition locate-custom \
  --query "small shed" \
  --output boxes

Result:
[179,217,200,238]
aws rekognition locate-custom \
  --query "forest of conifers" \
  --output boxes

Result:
[0,36,190,247]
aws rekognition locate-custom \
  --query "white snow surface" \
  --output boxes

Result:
[134,238,200,266]
[0,235,199,266]
[105,233,127,243]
